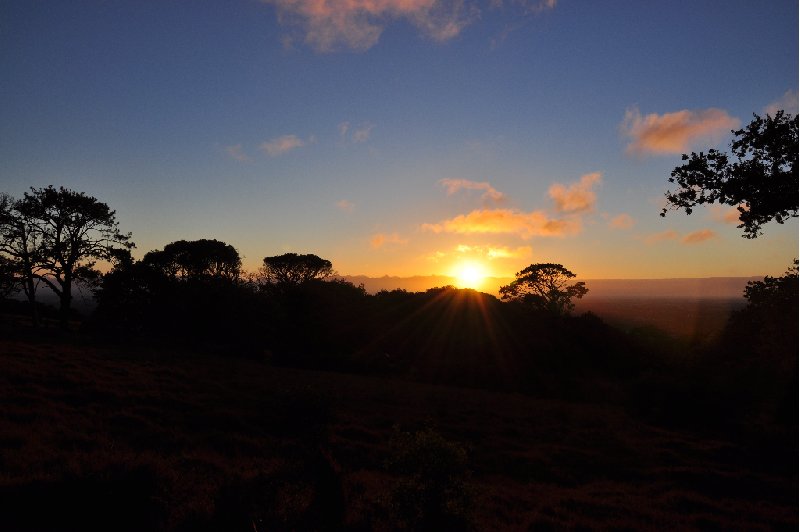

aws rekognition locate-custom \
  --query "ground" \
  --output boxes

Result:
[0,333,796,530]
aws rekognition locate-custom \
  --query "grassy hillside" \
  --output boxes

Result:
[0,334,795,530]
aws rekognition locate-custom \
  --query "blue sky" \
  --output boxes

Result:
[1,0,797,282]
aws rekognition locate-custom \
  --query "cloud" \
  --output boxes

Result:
[454,244,531,259]
[644,228,717,245]
[710,205,744,224]
[422,208,580,239]
[439,178,506,204]
[681,229,717,244]
[339,121,375,143]
[764,89,799,116]
[621,106,739,155]
[371,232,409,249]
[225,144,251,162]
[353,123,375,143]
[260,134,307,156]
[644,230,679,244]
[264,0,478,52]
[336,199,355,212]
[608,213,634,230]
[548,172,601,213]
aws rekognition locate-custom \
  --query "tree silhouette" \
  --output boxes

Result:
[499,263,588,316]
[261,253,333,287]
[1,192,48,325]
[661,111,798,238]
[143,239,241,281]
[14,186,134,328]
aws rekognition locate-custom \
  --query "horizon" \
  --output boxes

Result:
[1,1,797,280]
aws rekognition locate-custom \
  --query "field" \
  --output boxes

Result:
[0,332,796,531]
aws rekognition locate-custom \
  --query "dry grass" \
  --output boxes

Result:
[0,336,795,530]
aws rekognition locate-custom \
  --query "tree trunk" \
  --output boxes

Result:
[23,277,39,328]
[59,276,72,330]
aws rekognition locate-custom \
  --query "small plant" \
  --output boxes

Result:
[386,426,474,530]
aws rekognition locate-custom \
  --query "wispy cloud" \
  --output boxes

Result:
[764,89,798,116]
[352,123,375,143]
[439,178,506,204]
[710,205,744,224]
[455,243,532,259]
[225,144,251,162]
[681,229,717,244]
[371,232,409,249]
[339,121,375,143]
[260,134,307,156]
[644,228,717,245]
[422,208,580,239]
[428,243,532,262]
[621,106,739,156]
[336,199,355,212]
[548,172,601,213]
[264,0,479,52]
[608,213,634,230]
[644,230,679,244]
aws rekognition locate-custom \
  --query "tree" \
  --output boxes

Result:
[260,253,333,287]
[499,263,588,316]
[661,111,798,238]
[15,186,134,328]
[0,192,46,325]
[143,239,241,281]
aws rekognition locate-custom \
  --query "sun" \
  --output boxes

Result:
[453,261,488,289]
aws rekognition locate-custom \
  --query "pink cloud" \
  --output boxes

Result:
[371,232,409,249]
[681,229,717,244]
[260,134,307,156]
[764,89,799,116]
[548,172,601,213]
[621,107,739,155]
[265,0,478,52]
[608,213,634,230]
[710,205,745,224]
[644,230,679,244]
[439,178,506,204]
[225,144,251,162]
[422,208,580,239]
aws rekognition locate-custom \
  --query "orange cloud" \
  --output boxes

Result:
[710,205,744,224]
[644,230,679,244]
[621,107,739,155]
[260,134,306,156]
[454,244,532,259]
[548,172,601,213]
[336,199,355,212]
[681,229,717,244]
[265,0,477,52]
[422,208,580,239]
[439,178,506,203]
[371,232,409,249]
[608,213,634,230]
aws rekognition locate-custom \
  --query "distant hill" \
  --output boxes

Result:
[342,275,761,299]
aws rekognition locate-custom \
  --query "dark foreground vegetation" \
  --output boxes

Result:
[0,256,797,530]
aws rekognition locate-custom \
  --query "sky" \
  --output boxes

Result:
[1,0,797,285]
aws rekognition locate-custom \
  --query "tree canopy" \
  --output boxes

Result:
[499,263,588,316]
[661,111,798,238]
[261,253,333,287]
[143,239,241,281]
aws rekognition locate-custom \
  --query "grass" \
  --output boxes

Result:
[0,334,796,530]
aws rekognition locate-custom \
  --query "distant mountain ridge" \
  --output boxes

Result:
[341,275,762,299]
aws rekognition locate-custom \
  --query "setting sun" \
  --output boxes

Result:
[453,261,488,289]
